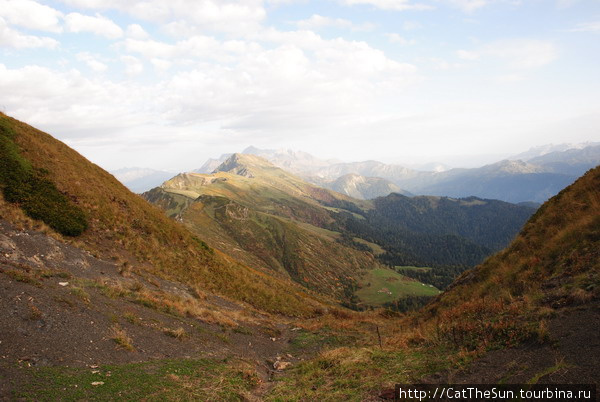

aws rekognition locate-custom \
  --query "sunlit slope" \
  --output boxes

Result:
[145,154,380,301]
[0,113,323,316]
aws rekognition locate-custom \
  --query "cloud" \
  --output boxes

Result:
[121,55,144,76]
[150,58,171,72]
[294,14,375,31]
[76,52,107,72]
[59,0,267,35]
[126,23,149,39]
[567,21,600,33]
[0,0,63,32]
[339,0,433,11]
[442,0,489,12]
[386,33,416,45]
[116,28,420,131]
[0,17,59,48]
[0,63,151,134]
[65,12,123,39]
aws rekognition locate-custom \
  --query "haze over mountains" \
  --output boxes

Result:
[143,152,537,309]
[115,142,600,203]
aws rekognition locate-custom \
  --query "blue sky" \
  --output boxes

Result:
[1,0,599,171]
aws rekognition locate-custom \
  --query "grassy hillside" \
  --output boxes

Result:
[416,165,600,349]
[267,166,600,400]
[0,113,324,316]
[144,156,380,302]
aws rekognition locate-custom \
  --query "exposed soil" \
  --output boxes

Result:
[424,302,600,398]
[0,220,311,400]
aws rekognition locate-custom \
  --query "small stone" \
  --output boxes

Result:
[58,282,69,287]
[91,382,104,386]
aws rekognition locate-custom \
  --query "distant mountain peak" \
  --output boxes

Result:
[484,159,547,174]
[213,153,275,177]
[509,142,600,161]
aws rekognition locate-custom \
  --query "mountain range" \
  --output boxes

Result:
[116,142,599,202]
[144,152,536,309]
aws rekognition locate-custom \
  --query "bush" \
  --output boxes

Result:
[0,117,88,236]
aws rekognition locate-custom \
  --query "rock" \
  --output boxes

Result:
[273,361,292,371]
[91,381,104,386]
[58,282,69,287]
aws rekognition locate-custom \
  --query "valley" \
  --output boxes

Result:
[0,113,599,400]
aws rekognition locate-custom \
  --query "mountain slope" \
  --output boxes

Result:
[333,193,536,290]
[145,154,380,302]
[266,167,600,400]
[416,165,600,353]
[408,160,577,203]
[0,113,323,316]
[527,144,600,176]
[321,173,412,200]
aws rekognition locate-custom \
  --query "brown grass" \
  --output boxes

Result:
[111,325,134,351]
[406,166,600,351]
[163,327,187,340]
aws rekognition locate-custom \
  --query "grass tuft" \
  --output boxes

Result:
[111,325,134,351]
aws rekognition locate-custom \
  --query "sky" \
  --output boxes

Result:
[1,0,599,171]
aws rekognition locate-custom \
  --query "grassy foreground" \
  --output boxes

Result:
[13,359,259,401]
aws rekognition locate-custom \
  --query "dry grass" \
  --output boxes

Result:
[163,327,187,340]
[111,325,134,351]
[404,166,600,352]
[94,278,242,328]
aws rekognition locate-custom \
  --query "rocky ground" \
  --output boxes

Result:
[0,220,309,400]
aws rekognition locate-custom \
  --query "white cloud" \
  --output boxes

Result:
[0,63,151,134]
[443,0,489,12]
[60,0,267,35]
[150,58,171,72]
[76,52,107,72]
[65,12,123,39]
[121,55,144,76]
[0,0,63,32]
[126,23,149,39]
[386,33,416,45]
[0,17,59,48]
[295,14,375,31]
[567,21,600,33]
[116,28,420,131]
[340,0,433,10]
